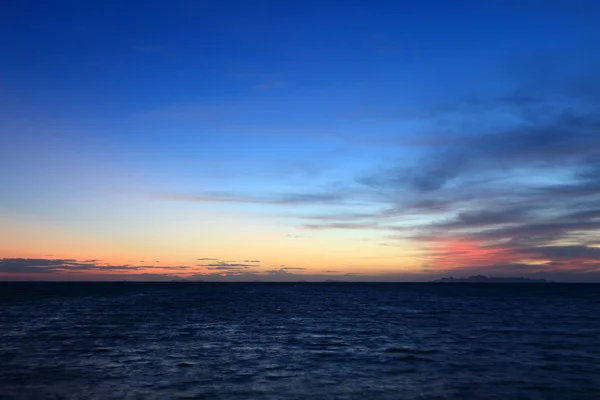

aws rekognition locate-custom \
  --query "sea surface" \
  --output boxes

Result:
[1,282,599,400]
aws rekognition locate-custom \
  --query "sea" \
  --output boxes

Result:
[1,282,599,399]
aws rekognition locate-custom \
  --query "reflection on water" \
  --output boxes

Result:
[1,282,599,399]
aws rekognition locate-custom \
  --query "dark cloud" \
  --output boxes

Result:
[0,258,76,274]
[265,269,295,275]
[358,65,600,195]
[539,165,600,198]
[475,221,600,243]
[518,245,600,260]
[366,111,600,193]
[433,206,533,229]
[205,266,252,271]
[197,258,218,261]
[197,262,259,268]
[0,258,191,274]
[559,206,600,222]
[144,266,190,270]
[0,258,134,274]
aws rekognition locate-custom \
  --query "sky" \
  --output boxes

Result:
[1,0,600,281]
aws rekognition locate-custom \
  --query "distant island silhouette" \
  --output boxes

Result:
[433,275,549,283]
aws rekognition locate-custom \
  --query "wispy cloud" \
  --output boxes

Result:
[302,221,384,230]
[152,191,349,206]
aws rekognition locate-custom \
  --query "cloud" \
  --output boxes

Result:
[473,221,600,245]
[0,258,191,274]
[362,111,600,193]
[195,259,263,272]
[357,65,600,196]
[302,222,384,230]
[152,191,348,206]
[432,206,534,229]
[124,62,600,282]
[197,258,219,261]
[331,67,600,279]
[0,258,79,274]
[196,261,260,268]
[518,245,600,260]
[265,269,295,275]
[142,81,600,282]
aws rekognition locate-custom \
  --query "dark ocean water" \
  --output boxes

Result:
[1,283,599,400]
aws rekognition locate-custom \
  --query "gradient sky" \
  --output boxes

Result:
[2,0,600,281]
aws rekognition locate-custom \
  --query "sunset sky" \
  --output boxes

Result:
[2,0,600,281]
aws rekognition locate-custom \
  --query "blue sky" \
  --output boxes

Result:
[2,1,600,280]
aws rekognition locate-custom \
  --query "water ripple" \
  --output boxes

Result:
[1,282,599,399]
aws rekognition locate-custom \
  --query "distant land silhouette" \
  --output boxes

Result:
[433,275,549,283]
